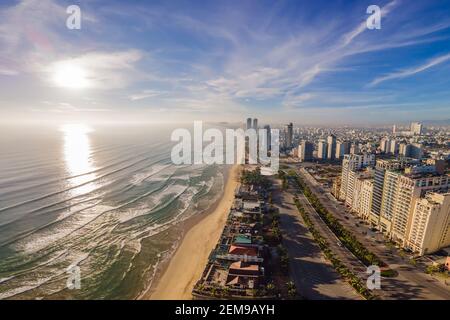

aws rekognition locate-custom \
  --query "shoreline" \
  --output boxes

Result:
[141,164,240,300]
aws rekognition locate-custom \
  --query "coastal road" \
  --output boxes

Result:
[272,178,361,300]
[296,166,450,300]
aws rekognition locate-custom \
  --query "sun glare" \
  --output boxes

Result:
[60,123,97,196]
[52,61,90,89]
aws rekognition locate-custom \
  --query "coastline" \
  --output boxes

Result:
[142,164,240,300]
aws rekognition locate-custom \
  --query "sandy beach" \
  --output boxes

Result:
[145,164,240,300]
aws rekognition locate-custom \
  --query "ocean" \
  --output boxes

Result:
[0,123,227,299]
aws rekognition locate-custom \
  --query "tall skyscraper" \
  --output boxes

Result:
[253,118,258,130]
[317,140,327,159]
[285,123,293,149]
[327,134,336,160]
[263,124,271,151]
[246,118,252,130]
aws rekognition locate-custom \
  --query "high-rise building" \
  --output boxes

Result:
[327,134,337,160]
[346,169,373,210]
[351,175,374,221]
[380,137,391,153]
[263,124,271,151]
[331,176,341,199]
[317,140,327,159]
[350,143,360,155]
[407,192,450,255]
[400,143,423,159]
[370,158,415,227]
[389,140,399,155]
[298,141,314,162]
[336,141,351,159]
[378,170,401,233]
[410,122,423,135]
[380,169,449,244]
[285,123,293,149]
[399,143,408,156]
[339,153,375,201]
[246,118,252,130]
[408,143,423,159]
[253,118,258,130]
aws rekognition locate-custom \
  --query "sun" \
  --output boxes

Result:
[52,61,90,89]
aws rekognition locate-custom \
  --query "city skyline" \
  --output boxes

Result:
[1,0,450,125]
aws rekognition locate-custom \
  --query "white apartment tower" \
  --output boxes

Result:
[327,134,337,160]
[317,140,327,159]
[410,122,423,135]
[352,177,374,221]
[407,192,450,255]
[339,153,375,201]
[380,171,450,244]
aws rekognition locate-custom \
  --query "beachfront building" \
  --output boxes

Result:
[226,261,262,290]
[192,167,277,299]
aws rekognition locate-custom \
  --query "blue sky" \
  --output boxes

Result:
[0,0,450,125]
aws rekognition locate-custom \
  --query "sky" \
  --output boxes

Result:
[0,0,450,126]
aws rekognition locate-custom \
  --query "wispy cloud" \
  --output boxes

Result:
[342,0,400,47]
[369,53,450,86]
[1,0,450,123]
[129,89,166,101]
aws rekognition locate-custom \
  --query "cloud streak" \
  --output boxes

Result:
[369,53,450,86]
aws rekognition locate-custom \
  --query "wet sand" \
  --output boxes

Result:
[143,164,239,300]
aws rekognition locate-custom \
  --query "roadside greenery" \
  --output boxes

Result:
[426,264,448,277]
[286,281,297,298]
[277,170,288,189]
[291,173,385,268]
[293,197,375,300]
[277,244,290,274]
[241,167,271,188]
